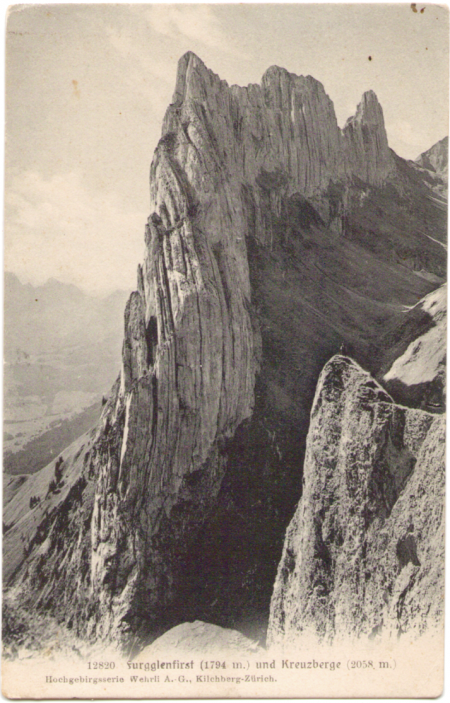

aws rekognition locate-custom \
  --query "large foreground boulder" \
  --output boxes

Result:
[268,356,445,646]
[136,620,261,658]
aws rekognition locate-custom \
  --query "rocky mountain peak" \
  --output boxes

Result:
[416,135,448,182]
[4,54,446,652]
[353,89,384,123]
[343,88,391,184]
[261,63,291,80]
[260,64,326,94]
[172,51,226,106]
[159,53,396,239]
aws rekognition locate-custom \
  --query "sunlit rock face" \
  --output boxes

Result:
[5,52,446,648]
[268,356,444,646]
[343,89,392,185]
[88,53,403,641]
[416,135,448,182]
[381,284,446,412]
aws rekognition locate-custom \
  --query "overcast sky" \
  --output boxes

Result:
[5,3,449,293]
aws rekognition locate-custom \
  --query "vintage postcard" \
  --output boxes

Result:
[2,3,448,698]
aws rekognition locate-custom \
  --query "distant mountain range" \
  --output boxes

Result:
[4,273,130,474]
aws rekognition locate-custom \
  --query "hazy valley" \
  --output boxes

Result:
[4,273,129,476]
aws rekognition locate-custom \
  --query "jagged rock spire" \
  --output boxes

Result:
[343,89,391,184]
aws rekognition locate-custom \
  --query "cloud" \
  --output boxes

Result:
[5,171,148,293]
[145,5,247,58]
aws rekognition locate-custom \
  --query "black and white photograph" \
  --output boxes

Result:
[2,3,448,697]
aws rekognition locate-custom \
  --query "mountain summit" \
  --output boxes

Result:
[4,55,447,649]
[170,51,391,201]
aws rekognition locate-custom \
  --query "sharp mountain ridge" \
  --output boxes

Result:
[3,52,447,650]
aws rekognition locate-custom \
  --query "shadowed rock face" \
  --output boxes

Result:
[5,52,446,648]
[268,356,444,646]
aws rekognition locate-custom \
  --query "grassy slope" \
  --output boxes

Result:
[3,428,95,583]
[4,402,102,475]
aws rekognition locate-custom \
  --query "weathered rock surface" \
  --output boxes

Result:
[416,136,448,182]
[343,90,391,185]
[413,136,448,200]
[268,356,445,646]
[4,53,446,649]
[381,284,446,412]
[136,620,260,657]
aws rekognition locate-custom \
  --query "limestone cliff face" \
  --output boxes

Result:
[382,284,446,412]
[159,53,393,237]
[343,90,392,185]
[268,356,444,646]
[87,52,399,640]
[416,136,448,182]
[5,53,446,648]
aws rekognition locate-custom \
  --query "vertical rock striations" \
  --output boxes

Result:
[5,52,446,648]
[268,356,444,646]
[87,52,399,641]
[343,90,392,185]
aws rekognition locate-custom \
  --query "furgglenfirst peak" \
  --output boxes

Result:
[4,53,447,654]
